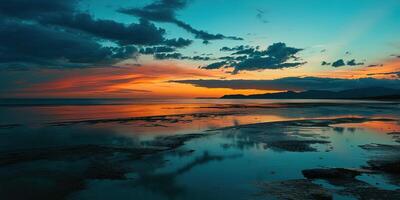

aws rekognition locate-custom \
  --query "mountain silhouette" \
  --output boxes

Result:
[221,87,400,99]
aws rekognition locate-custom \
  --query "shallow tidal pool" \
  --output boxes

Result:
[0,99,399,199]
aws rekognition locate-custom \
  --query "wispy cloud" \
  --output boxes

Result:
[0,63,215,97]
[119,0,242,43]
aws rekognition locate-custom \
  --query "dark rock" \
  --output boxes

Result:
[366,160,400,174]
[302,167,400,199]
[48,112,235,126]
[338,180,400,200]
[387,132,400,143]
[86,160,127,180]
[359,143,400,151]
[302,168,364,180]
[359,143,400,185]
[259,179,332,200]
[214,118,395,153]
[0,145,161,166]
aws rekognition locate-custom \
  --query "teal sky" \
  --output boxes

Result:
[83,0,400,69]
[0,0,399,98]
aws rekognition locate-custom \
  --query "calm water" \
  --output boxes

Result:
[0,99,399,199]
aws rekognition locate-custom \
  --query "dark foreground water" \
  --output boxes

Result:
[1,99,400,199]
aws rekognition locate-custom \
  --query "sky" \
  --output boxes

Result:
[0,0,400,98]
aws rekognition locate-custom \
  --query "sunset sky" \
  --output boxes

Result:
[1,0,400,98]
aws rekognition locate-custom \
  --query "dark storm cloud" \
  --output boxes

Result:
[119,0,243,42]
[0,20,137,68]
[0,0,194,68]
[173,77,400,91]
[331,59,346,67]
[202,42,305,74]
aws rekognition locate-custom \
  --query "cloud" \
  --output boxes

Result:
[190,56,212,61]
[332,59,346,67]
[326,59,364,67]
[43,14,167,46]
[218,56,247,61]
[154,53,183,60]
[0,20,138,68]
[0,0,203,69]
[232,48,257,55]
[202,42,305,74]
[119,0,243,42]
[347,59,364,66]
[154,53,212,61]
[367,71,400,78]
[173,76,400,91]
[0,0,78,19]
[0,1,171,46]
[0,0,195,69]
[202,61,228,69]
[233,57,304,73]
[321,61,331,65]
[163,38,192,47]
[367,64,384,67]
[220,45,251,52]
[140,46,176,54]
[256,9,268,23]
[0,63,215,97]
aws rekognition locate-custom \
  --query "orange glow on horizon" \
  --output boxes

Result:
[10,63,273,98]
[5,58,399,98]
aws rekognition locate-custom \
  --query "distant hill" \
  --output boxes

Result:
[220,87,400,100]
[363,95,400,100]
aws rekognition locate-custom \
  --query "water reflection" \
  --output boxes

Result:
[0,100,399,199]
